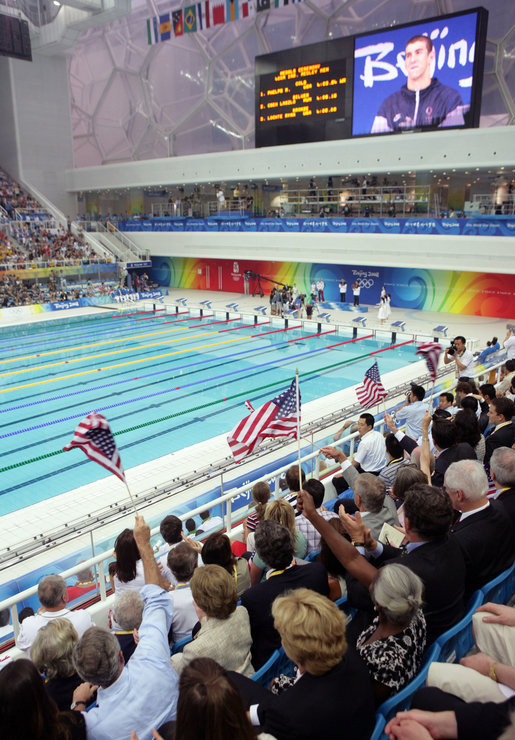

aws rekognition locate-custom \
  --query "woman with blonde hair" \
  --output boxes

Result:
[250,499,307,585]
[229,587,375,739]
[171,564,253,677]
[244,480,271,551]
[31,618,86,712]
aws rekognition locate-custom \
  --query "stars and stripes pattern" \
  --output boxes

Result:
[227,379,300,462]
[416,341,443,381]
[63,412,126,483]
[356,361,387,409]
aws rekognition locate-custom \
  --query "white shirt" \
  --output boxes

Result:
[395,400,428,439]
[504,334,515,360]
[354,430,386,472]
[353,286,361,295]
[17,607,94,656]
[170,584,198,642]
[316,280,324,290]
[339,282,347,292]
[113,559,146,595]
[456,348,475,377]
[197,515,223,534]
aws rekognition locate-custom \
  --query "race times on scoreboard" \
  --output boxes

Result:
[258,58,348,125]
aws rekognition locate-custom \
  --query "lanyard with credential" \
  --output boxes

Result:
[266,561,296,580]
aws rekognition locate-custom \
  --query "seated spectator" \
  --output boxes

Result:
[299,483,466,644]
[17,574,94,657]
[109,528,145,595]
[427,601,515,704]
[71,516,178,738]
[111,590,144,663]
[388,465,428,526]
[485,397,515,469]
[232,588,375,740]
[335,473,400,540]
[201,531,250,598]
[317,518,350,600]
[379,433,411,488]
[66,564,97,603]
[196,508,223,535]
[291,478,338,556]
[184,517,197,537]
[490,447,515,529]
[393,384,428,439]
[438,391,457,415]
[496,359,515,396]
[445,460,514,597]
[171,564,253,677]
[0,658,86,739]
[241,520,329,669]
[167,542,199,644]
[282,464,306,508]
[250,499,308,583]
[243,480,271,552]
[356,564,426,705]
[323,413,386,482]
[454,408,485,462]
[477,336,500,363]
[31,618,87,712]
[155,514,184,586]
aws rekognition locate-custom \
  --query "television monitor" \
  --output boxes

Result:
[352,7,488,137]
[255,37,354,148]
[0,13,32,62]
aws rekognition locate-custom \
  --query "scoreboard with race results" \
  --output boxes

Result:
[0,13,32,61]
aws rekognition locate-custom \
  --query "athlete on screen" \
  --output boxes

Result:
[370,35,466,133]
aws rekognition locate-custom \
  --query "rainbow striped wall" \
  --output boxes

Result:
[151,256,515,319]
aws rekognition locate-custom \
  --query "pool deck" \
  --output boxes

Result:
[0,289,510,583]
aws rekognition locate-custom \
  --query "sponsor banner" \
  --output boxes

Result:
[126,261,152,268]
[118,216,515,236]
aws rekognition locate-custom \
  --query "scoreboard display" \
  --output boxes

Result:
[0,13,32,62]
[255,37,354,147]
[255,7,488,147]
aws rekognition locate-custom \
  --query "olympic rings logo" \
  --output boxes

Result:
[356,279,375,289]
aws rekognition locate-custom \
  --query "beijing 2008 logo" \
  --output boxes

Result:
[358,278,375,289]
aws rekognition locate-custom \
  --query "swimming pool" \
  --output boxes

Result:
[0,307,419,515]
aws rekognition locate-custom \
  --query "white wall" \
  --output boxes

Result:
[0,59,22,183]
[126,230,515,275]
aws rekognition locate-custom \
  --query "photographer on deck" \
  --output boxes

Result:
[444,336,475,383]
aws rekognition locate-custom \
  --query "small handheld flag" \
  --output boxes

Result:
[356,361,387,409]
[63,412,126,483]
[228,379,300,462]
[416,342,442,381]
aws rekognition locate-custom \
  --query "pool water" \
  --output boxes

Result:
[0,309,419,514]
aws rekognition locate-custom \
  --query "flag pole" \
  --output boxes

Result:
[125,481,139,515]
[296,369,302,493]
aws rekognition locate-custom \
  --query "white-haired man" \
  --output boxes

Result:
[445,459,514,598]
[490,446,515,531]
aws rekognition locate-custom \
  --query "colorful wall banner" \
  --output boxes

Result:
[151,256,515,319]
[118,216,515,237]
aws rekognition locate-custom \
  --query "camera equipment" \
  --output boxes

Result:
[447,341,457,356]
[244,270,290,298]
[507,324,515,332]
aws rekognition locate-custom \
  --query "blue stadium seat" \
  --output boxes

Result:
[369,714,387,740]
[435,590,483,664]
[171,635,193,655]
[375,642,441,728]
[304,549,320,562]
[250,646,296,687]
[480,561,515,605]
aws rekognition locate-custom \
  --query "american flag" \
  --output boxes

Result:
[63,412,126,483]
[356,362,387,409]
[416,342,442,381]
[227,379,300,462]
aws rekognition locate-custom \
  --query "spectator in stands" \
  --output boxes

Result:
[438,392,456,414]
[379,433,411,488]
[282,464,306,508]
[171,565,253,677]
[167,542,198,644]
[323,413,386,477]
[293,478,338,556]
[244,480,271,551]
[503,327,515,361]
[485,397,515,468]
[426,601,515,705]
[356,564,426,705]
[109,528,145,595]
[476,336,500,363]
[196,508,223,535]
[155,514,183,586]
[299,483,466,644]
[454,408,485,462]
[250,499,308,583]
[388,464,428,526]
[496,359,515,395]
[232,588,375,739]
[66,564,97,603]
[0,658,86,739]
[111,590,144,663]
[445,460,514,597]
[337,473,400,540]
[71,515,178,738]
[318,518,350,600]
[31,618,87,712]
[241,520,329,669]
[17,574,94,657]
[443,335,475,382]
[393,384,428,439]
[201,531,250,598]
[185,518,197,537]
[489,447,515,530]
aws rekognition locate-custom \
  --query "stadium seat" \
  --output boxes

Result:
[304,549,320,562]
[480,561,515,605]
[250,646,296,687]
[435,590,483,664]
[369,714,387,740]
[170,635,193,655]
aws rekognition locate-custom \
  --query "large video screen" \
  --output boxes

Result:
[0,13,32,62]
[352,8,488,136]
[255,37,354,148]
[254,7,487,148]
